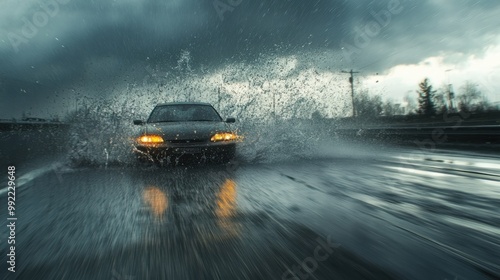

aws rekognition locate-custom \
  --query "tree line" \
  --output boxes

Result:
[354,78,498,118]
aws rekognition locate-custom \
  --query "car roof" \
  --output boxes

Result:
[155,102,213,107]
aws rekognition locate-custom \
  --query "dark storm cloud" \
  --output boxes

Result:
[1,0,349,90]
[1,0,499,117]
[339,0,500,71]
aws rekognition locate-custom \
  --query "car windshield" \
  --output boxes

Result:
[147,104,222,123]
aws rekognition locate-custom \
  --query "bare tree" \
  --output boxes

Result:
[354,90,383,118]
[403,93,417,115]
[383,100,402,116]
[433,86,449,114]
[457,81,490,112]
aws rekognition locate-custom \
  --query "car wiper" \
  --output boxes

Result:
[151,120,217,123]
[190,119,216,122]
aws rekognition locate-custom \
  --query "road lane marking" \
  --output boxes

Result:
[0,163,64,196]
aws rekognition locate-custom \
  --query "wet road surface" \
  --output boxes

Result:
[1,147,500,280]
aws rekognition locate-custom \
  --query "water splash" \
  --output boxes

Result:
[104,148,109,168]
[64,50,351,166]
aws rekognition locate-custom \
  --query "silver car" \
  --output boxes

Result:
[133,102,240,163]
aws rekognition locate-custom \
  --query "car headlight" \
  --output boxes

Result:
[210,132,240,142]
[137,134,164,144]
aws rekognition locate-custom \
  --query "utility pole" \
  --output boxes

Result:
[447,84,455,112]
[217,87,221,109]
[218,73,224,111]
[445,69,454,112]
[341,70,359,117]
[272,90,276,120]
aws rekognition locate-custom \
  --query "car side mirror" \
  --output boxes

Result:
[226,117,236,123]
[133,120,145,125]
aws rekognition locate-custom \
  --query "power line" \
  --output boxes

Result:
[341,69,359,117]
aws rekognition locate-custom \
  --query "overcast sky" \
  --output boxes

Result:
[1,0,499,118]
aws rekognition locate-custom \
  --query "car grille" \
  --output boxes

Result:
[168,139,207,144]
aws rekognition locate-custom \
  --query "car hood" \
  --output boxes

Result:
[141,121,231,141]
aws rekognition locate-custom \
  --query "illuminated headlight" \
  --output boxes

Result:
[137,135,164,144]
[210,132,239,142]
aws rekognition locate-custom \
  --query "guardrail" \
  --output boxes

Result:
[1,120,498,144]
[337,125,500,144]
[0,121,70,131]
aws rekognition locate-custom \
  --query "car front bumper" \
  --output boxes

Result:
[134,142,236,161]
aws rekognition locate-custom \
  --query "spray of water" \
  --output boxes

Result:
[64,50,355,166]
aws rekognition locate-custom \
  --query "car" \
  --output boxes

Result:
[133,102,241,163]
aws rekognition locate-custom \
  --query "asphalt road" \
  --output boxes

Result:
[1,147,500,280]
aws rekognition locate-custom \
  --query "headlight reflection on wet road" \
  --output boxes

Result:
[2,149,500,279]
[143,186,169,219]
[215,179,241,239]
